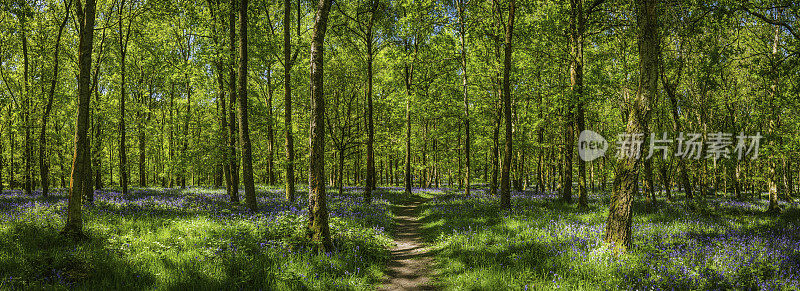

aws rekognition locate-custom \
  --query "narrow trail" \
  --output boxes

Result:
[380,196,436,290]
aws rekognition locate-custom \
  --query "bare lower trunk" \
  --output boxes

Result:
[283,0,295,202]
[604,0,659,252]
[266,66,275,185]
[307,0,333,251]
[64,0,97,237]
[490,118,499,196]
[238,0,257,211]
[499,0,516,209]
[228,0,240,202]
[569,0,585,207]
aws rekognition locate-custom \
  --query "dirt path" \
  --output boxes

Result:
[380,196,435,290]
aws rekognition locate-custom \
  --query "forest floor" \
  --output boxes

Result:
[0,186,395,290]
[1,186,798,290]
[381,193,435,290]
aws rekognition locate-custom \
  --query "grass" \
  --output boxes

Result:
[0,186,393,290]
[2,185,798,290]
[418,189,800,290]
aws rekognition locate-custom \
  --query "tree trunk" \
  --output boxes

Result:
[19,12,32,197]
[458,0,471,195]
[118,0,131,197]
[214,17,232,193]
[266,65,275,185]
[785,159,794,201]
[92,65,104,193]
[570,0,587,207]
[498,0,515,209]
[490,115,499,196]
[238,0,257,211]
[64,0,97,237]
[40,2,72,197]
[308,0,333,251]
[0,122,4,193]
[283,0,295,202]
[169,83,175,188]
[228,0,240,202]
[138,85,149,187]
[338,149,345,195]
[661,163,671,200]
[181,77,191,189]
[662,65,692,199]
[604,0,659,252]
[403,40,415,196]
[767,11,781,213]
[364,17,376,202]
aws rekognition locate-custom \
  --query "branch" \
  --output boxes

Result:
[742,6,799,40]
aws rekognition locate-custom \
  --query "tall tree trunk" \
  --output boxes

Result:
[238,0,257,211]
[662,66,691,199]
[169,83,175,187]
[338,149,345,195]
[308,0,333,251]
[214,17,231,193]
[118,0,131,197]
[283,0,295,202]
[64,0,97,237]
[363,7,378,201]
[138,85,149,187]
[767,10,781,213]
[20,13,32,197]
[403,40,415,196]
[364,35,375,203]
[536,73,545,193]
[92,51,105,194]
[228,0,240,202]
[40,1,72,197]
[604,0,659,252]
[571,0,587,207]
[458,0,471,195]
[490,115,499,196]
[0,134,3,192]
[0,138,3,193]
[181,78,190,189]
[785,159,794,201]
[499,0,516,209]
[266,65,275,185]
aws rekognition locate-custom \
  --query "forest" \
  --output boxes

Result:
[1,0,799,289]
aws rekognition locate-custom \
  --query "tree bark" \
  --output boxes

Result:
[40,1,73,197]
[490,115,499,196]
[19,12,32,197]
[365,28,375,203]
[571,0,587,207]
[499,0,515,209]
[64,0,97,237]
[308,0,333,251]
[662,66,692,199]
[283,0,295,202]
[403,39,415,196]
[767,10,781,213]
[138,85,149,187]
[457,0,471,195]
[118,0,132,197]
[181,77,191,189]
[604,0,659,252]
[266,65,275,185]
[238,0,257,211]
[228,0,240,202]
[212,5,232,193]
